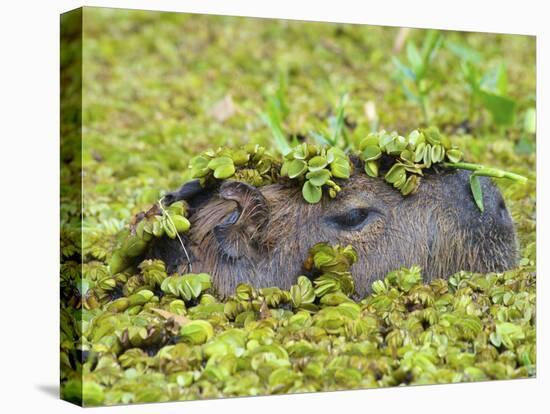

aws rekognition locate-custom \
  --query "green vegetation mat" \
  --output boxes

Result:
[60,8,536,406]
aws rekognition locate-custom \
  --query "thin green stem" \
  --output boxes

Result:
[443,162,528,183]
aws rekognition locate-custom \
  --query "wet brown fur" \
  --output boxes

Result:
[151,166,518,298]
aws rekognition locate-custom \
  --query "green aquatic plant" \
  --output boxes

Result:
[310,93,351,149]
[260,73,352,155]
[358,126,463,195]
[161,273,212,302]
[392,30,442,123]
[260,71,293,156]
[460,61,517,127]
[62,255,535,405]
[189,143,278,187]
[187,126,525,208]
[108,201,190,275]
[280,143,351,203]
[305,242,358,298]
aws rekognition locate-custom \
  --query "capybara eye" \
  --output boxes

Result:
[326,208,378,231]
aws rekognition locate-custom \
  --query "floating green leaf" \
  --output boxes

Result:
[306,169,331,186]
[308,156,328,172]
[302,181,322,204]
[161,273,212,302]
[287,159,307,178]
[180,320,214,345]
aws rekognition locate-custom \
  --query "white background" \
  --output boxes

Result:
[0,0,546,412]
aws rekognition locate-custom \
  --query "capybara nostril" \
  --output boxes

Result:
[498,199,510,222]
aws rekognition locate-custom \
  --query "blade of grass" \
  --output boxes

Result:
[331,93,349,148]
[310,130,334,146]
[261,71,293,156]
[260,111,292,156]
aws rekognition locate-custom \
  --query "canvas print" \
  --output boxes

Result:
[60,7,536,406]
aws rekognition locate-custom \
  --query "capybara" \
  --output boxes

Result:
[149,159,518,298]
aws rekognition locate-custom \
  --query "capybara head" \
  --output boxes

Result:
[150,162,518,298]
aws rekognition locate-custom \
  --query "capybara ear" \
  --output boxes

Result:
[162,179,215,209]
[162,179,203,206]
[213,181,269,260]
